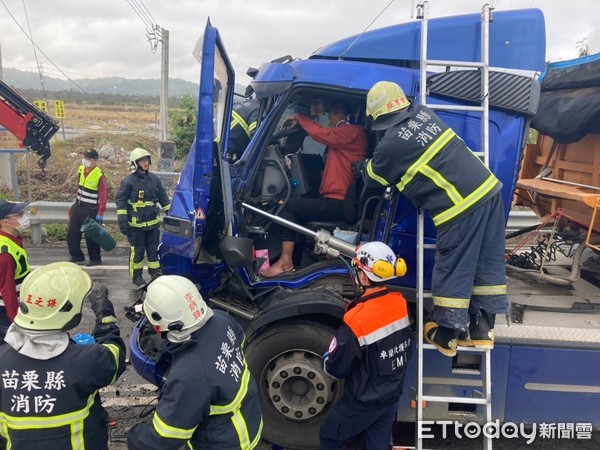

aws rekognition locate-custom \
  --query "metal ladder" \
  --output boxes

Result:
[413,3,493,449]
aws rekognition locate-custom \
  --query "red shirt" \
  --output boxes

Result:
[0,230,25,322]
[296,115,368,200]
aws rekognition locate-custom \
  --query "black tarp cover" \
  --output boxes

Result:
[530,53,600,143]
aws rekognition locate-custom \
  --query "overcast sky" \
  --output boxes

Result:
[0,0,598,88]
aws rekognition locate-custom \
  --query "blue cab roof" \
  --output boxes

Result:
[311,8,546,72]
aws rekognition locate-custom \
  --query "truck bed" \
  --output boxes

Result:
[499,260,600,344]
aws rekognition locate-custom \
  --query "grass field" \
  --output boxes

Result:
[1,101,185,241]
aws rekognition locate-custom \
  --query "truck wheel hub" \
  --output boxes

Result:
[265,350,335,421]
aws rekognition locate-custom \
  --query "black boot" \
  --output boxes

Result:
[424,322,458,357]
[458,311,495,349]
[132,275,146,286]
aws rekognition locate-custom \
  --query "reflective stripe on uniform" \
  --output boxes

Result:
[472,284,507,296]
[0,392,97,429]
[70,419,84,450]
[129,218,160,228]
[365,160,390,186]
[357,315,411,347]
[152,413,196,440]
[395,129,456,192]
[231,111,252,138]
[76,166,103,205]
[432,296,470,309]
[432,173,499,226]
[209,366,258,449]
[209,365,250,415]
[102,343,122,385]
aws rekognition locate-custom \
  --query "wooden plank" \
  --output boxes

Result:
[515,178,600,203]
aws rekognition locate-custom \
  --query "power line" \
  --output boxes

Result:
[125,0,162,52]
[0,0,150,124]
[21,0,48,103]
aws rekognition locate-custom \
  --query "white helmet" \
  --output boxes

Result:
[144,275,209,334]
[352,241,407,282]
[15,262,92,331]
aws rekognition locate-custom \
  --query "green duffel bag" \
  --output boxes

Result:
[81,216,116,251]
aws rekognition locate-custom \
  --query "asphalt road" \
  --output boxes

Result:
[25,242,598,450]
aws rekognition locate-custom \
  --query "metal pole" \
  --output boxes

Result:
[10,153,19,201]
[416,4,428,449]
[481,4,490,167]
[160,29,170,141]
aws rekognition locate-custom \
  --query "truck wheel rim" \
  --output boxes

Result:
[264,349,336,421]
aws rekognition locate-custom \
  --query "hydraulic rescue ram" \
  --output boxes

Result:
[241,202,358,258]
[0,79,59,170]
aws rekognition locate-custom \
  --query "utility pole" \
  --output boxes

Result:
[160,28,169,141]
[0,40,13,194]
[158,28,174,171]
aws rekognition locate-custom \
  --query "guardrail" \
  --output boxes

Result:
[29,201,119,244]
[27,201,541,245]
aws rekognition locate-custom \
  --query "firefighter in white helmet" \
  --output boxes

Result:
[320,241,411,450]
[0,262,125,449]
[363,81,508,357]
[115,148,170,286]
[127,275,263,450]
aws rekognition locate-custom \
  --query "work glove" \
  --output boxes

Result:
[118,221,129,236]
[95,215,103,225]
[351,160,367,178]
[88,284,116,324]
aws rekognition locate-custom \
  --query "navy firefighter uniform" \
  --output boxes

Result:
[126,310,263,450]
[0,279,126,449]
[227,98,259,162]
[115,167,170,281]
[363,103,509,336]
[321,287,412,450]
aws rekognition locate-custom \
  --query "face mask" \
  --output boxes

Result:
[82,159,92,167]
[16,214,31,232]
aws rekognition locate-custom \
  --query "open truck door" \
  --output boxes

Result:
[160,19,237,272]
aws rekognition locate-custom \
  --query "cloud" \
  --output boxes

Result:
[0,0,598,88]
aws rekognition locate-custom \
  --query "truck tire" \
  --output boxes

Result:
[246,321,342,450]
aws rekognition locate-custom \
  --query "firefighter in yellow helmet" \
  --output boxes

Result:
[0,262,125,449]
[127,275,263,450]
[363,81,508,357]
[115,148,170,286]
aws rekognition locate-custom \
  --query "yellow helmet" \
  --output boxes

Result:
[15,262,92,331]
[129,147,152,170]
[366,81,411,130]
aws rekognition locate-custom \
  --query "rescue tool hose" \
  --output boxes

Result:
[241,202,357,258]
[505,242,584,286]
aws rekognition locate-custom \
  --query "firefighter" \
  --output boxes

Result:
[126,275,263,450]
[0,262,125,449]
[67,148,107,266]
[0,200,30,343]
[227,97,259,162]
[320,241,412,450]
[115,148,170,286]
[363,81,509,357]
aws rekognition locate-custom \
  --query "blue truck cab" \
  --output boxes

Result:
[126,10,592,449]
